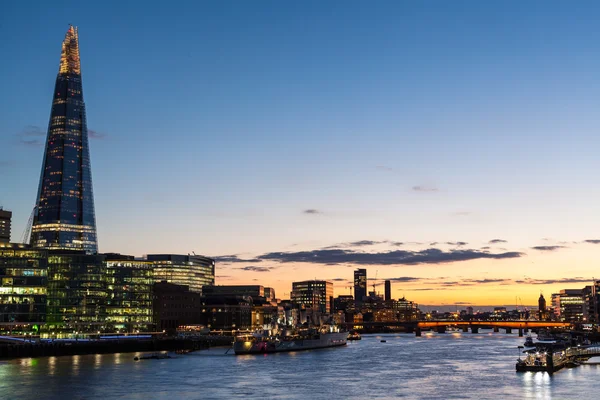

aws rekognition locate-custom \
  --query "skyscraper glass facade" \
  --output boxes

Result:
[31,26,98,254]
[354,268,367,304]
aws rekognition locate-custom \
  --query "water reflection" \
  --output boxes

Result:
[1,335,600,399]
[48,356,56,376]
[72,355,80,376]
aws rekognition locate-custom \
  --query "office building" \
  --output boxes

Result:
[30,26,98,253]
[153,282,203,332]
[291,280,334,313]
[45,251,106,332]
[354,269,367,304]
[583,281,600,323]
[552,289,584,322]
[104,254,155,332]
[149,254,215,294]
[384,280,391,301]
[0,243,48,329]
[0,209,11,243]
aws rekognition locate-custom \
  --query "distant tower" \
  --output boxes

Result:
[354,269,367,305]
[0,208,11,243]
[538,293,547,320]
[30,26,98,253]
[384,280,391,301]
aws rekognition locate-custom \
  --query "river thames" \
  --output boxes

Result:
[1,332,599,399]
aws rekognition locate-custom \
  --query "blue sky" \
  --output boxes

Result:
[2,1,600,303]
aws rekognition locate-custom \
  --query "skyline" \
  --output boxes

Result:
[2,2,600,305]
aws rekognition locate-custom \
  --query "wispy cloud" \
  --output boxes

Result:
[88,129,107,139]
[584,240,600,245]
[446,241,468,246]
[375,165,393,172]
[530,245,566,252]
[214,255,263,263]
[412,185,438,192]
[488,239,507,244]
[515,277,591,285]
[16,125,45,146]
[303,209,322,215]
[237,266,272,272]
[257,247,523,266]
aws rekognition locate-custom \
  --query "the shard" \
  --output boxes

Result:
[31,26,98,253]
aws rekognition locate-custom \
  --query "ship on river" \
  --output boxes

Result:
[233,326,347,355]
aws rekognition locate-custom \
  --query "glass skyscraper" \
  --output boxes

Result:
[31,26,98,253]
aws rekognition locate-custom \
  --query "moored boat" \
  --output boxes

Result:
[347,331,362,341]
[233,327,347,355]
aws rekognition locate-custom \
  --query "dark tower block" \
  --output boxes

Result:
[31,26,98,253]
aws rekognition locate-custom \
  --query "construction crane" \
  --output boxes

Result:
[21,206,37,245]
[372,270,378,295]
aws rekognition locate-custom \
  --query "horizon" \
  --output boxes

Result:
[2,2,600,306]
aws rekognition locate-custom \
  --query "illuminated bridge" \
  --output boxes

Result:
[342,320,572,335]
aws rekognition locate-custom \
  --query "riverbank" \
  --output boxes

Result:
[0,335,234,360]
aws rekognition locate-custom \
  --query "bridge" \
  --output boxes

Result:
[342,320,572,336]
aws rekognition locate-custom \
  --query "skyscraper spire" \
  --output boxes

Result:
[31,26,98,253]
[59,25,81,75]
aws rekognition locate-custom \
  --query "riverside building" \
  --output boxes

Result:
[104,254,155,332]
[0,243,48,331]
[291,280,334,313]
[149,254,215,294]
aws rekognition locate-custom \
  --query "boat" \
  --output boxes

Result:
[524,336,534,347]
[233,326,347,355]
[347,331,362,341]
[134,352,172,361]
[515,342,569,373]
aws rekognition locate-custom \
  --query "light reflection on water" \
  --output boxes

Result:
[1,333,600,399]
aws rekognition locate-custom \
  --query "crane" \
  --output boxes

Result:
[372,270,378,295]
[21,206,37,245]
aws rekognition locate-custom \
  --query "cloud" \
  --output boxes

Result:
[488,239,507,244]
[375,165,393,172]
[452,211,471,216]
[530,245,566,252]
[480,246,490,250]
[454,302,471,305]
[347,240,380,247]
[303,209,322,215]
[88,129,107,139]
[214,255,263,263]
[0,161,15,170]
[237,266,272,272]
[412,185,438,192]
[324,240,404,249]
[515,277,591,285]
[446,241,468,246]
[17,125,46,146]
[385,277,422,282]
[256,247,523,266]
[331,278,348,282]
[584,240,600,244]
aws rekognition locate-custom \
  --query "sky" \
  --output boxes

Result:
[2,1,600,306]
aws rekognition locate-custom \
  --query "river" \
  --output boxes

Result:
[1,332,598,399]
